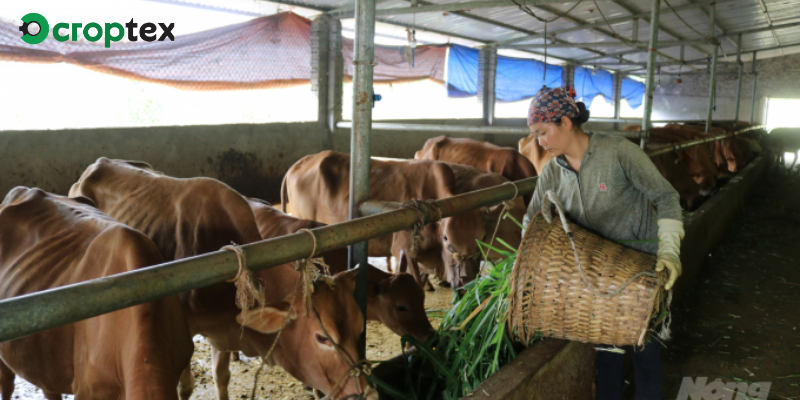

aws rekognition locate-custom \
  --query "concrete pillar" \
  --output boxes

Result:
[478,46,497,142]
[311,16,343,150]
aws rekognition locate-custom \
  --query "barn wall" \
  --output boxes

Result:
[651,52,800,123]
[0,122,321,203]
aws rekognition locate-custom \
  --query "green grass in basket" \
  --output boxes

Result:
[371,213,543,400]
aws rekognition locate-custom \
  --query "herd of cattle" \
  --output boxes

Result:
[0,122,792,400]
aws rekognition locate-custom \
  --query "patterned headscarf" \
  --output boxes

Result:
[527,86,580,126]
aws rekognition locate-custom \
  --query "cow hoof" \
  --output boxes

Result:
[438,280,451,288]
[424,282,436,292]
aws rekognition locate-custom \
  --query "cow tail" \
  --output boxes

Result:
[280,174,289,213]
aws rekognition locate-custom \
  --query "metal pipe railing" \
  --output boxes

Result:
[645,125,766,157]
[335,121,642,138]
[0,177,538,344]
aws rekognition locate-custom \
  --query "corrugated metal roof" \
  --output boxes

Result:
[181,0,800,72]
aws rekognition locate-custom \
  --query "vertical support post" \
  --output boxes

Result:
[750,51,758,124]
[705,4,718,133]
[312,16,333,150]
[640,0,661,149]
[733,33,743,128]
[613,72,622,130]
[348,0,376,359]
[563,64,574,89]
[478,46,497,142]
[328,19,344,143]
[631,18,639,42]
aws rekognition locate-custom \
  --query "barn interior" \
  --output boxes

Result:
[1,0,800,398]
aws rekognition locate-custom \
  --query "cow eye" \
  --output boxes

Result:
[395,305,408,313]
[443,234,449,243]
[315,333,331,346]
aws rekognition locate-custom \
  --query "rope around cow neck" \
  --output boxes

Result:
[313,306,376,400]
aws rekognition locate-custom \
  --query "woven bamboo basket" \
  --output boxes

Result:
[508,208,668,347]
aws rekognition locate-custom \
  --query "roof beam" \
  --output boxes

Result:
[684,0,739,49]
[504,39,714,49]
[574,19,800,63]
[621,40,800,71]
[492,0,734,47]
[608,0,711,57]
[756,0,783,56]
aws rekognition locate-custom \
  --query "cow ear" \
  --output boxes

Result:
[236,303,297,334]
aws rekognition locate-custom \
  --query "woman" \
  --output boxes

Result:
[521,86,684,400]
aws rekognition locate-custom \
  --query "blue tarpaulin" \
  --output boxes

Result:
[574,66,614,109]
[621,78,645,109]
[446,44,479,98]
[446,44,563,102]
[495,55,563,102]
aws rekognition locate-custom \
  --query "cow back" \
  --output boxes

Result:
[71,158,263,261]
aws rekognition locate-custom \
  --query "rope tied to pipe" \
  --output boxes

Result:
[297,228,336,317]
[480,181,520,270]
[401,199,443,261]
[223,243,266,312]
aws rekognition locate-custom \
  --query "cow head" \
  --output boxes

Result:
[236,270,377,400]
[440,209,486,288]
[367,272,433,341]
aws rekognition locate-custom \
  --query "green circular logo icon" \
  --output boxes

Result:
[19,13,49,45]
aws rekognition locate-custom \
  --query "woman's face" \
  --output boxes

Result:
[528,116,575,157]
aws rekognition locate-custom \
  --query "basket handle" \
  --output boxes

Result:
[542,190,657,298]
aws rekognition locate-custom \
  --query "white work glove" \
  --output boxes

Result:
[656,219,685,291]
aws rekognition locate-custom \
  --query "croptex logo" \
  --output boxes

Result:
[18,13,175,48]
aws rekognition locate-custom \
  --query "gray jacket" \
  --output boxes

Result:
[522,132,682,255]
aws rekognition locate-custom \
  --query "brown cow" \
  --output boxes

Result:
[518,133,555,176]
[282,151,487,290]
[69,158,376,400]
[440,163,526,260]
[415,136,537,182]
[0,187,193,400]
[648,127,719,195]
[246,197,433,341]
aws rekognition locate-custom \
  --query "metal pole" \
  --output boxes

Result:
[349,0,376,358]
[0,177,539,344]
[632,18,639,42]
[328,19,344,142]
[750,52,758,124]
[640,0,661,148]
[646,125,766,157]
[705,3,718,133]
[733,34,744,127]
[313,16,333,150]
[613,73,622,130]
[503,39,711,49]
[479,46,497,142]
[335,121,643,137]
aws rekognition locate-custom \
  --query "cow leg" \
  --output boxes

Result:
[791,152,799,171]
[178,363,195,400]
[421,273,435,292]
[386,256,393,273]
[211,347,232,400]
[42,390,61,400]
[231,351,240,362]
[0,361,14,400]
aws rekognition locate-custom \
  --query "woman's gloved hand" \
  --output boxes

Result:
[656,219,685,290]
